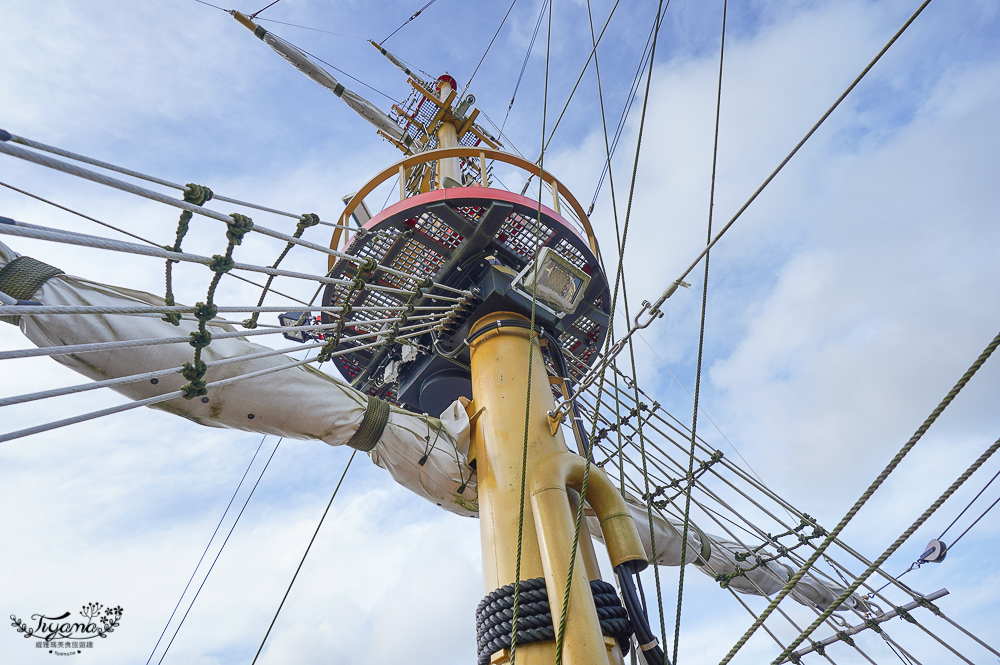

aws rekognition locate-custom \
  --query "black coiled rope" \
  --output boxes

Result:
[475,577,632,665]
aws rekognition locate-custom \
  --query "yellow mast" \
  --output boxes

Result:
[468,312,645,665]
[230,13,647,660]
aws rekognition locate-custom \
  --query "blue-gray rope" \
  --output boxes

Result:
[476,578,631,665]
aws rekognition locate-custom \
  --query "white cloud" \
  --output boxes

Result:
[2,1,999,664]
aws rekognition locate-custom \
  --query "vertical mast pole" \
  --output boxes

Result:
[469,312,621,665]
[437,76,462,187]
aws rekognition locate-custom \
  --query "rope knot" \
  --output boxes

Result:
[162,293,181,326]
[209,254,236,274]
[351,277,366,291]
[226,213,254,245]
[182,359,207,382]
[836,631,856,647]
[181,379,208,400]
[188,329,213,349]
[863,617,883,634]
[916,598,941,616]
[358,257,378,275]
[193,302,218,322]
[297,212,320,229]
[183,183,214,206]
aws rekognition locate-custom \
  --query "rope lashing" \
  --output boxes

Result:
[179,212,252,399]
[180,358,209,399]
[475,578,632,665]
[344,395,390,452]
[712,518,827,588]
[318,272,368,363]
[209,255,236,274]
[163,184,213,325]
[238,212,324,330]
[0,256,63,324]
[643,450,724,508]
[225,212,254,245]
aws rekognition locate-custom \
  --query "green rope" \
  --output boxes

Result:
[511,4,553,662]
[774,435,1000,663]
[715,519,825,589]
[618,1,670,659]
[0,256,64,324]
[721,327,1000,664]
[584,0,627,502]
[179,212,252,399]
[319,257,379,365]
[674,2,726,661]
[243,213,320,329]
[163,184,213,326]
[552,3,668,663]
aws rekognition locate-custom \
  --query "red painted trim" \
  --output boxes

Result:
[350,187,588,248]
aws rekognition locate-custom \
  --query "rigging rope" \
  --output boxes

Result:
[582,0,673,659]
[192,0,228,12]
[462,0,518,96]
[509,2,553,662]
[0,180,161,247]
[673,1,727,661]
[588,1,669,215]
[382,0,438,43]
[501,0,549,134]
[940,492,1000,555]
[145,434,269,665]
[251,449,357,664]
[564,0,938,398]
[255,17,365,40]
[156,436,284,664]
[721,326,1000,664]
[535,0,623,162]
[776,435,1000,664]
[0,141,468,294]
[938,465,1000,543]
[249,0,282,19]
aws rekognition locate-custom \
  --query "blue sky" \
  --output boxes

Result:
[1,0,999,663]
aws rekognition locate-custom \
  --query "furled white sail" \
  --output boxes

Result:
[1,242,856,610]
[588,495,861,612]
[254,27,404,141]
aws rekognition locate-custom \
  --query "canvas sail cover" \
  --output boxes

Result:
[0,241,857,611]
[256,29,405,141]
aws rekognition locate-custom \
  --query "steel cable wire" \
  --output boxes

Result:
[156,435,284,664]
[777,436,1000,664]
[145,434,268,665]
[251,449,357,664]
[673,2,727,660]
[722,326,1000,664]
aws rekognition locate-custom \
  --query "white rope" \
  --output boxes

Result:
[0,312,443,361]
[0,327,430,444]
[0,303,455,317]
[0,141,467,293]
[0,341,326,407]
[0,309,431,409]
[0,218,422,297]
